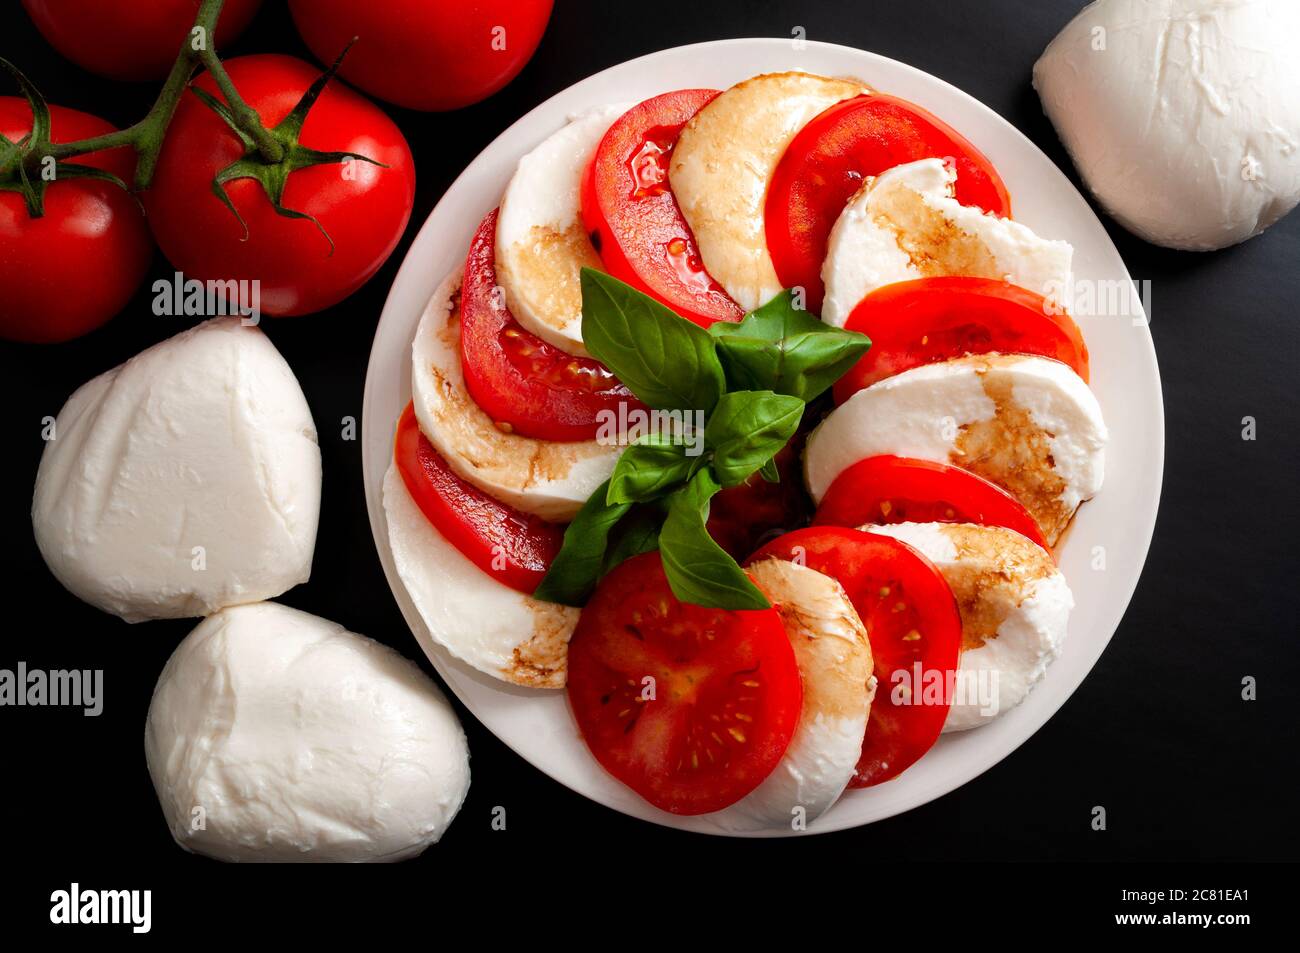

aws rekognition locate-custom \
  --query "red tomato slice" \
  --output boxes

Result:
[749,527,961,787]
[766,94,1012,313]
[833,277,1090,402]
[394,402,563,594]
[814,455,1051,554]
[566,552,802,815]
[460,209,644,441]
[581,90,743,328]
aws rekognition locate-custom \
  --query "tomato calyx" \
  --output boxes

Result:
[191,39,386,253]
[0,59,129,217]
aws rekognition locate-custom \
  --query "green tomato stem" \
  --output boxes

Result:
[38,0,282,187]
[196,48,284,164]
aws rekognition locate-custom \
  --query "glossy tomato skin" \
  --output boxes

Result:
[750,527,961,787]
[459,209,643,441]
[145,55,414,317]
[394,402,562,593]
[566,552,802,815]
[288,0,552,111]
[833,277,1090,402]
[581,89,743,328]
[814,455,1051,554]
[21,0,262,82]
[767,94,1011,313]
[0,100,153,344]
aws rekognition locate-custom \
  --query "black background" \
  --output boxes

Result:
[2,0,1295,933]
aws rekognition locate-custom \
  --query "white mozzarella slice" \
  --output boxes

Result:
[866,522,1072,731]
[410,269,622,523]
[804,354,1106,546]
[383,463,577,689]
[497,103,632,356]
[806,351,1102,546]
[820,158,1074,326]
[670,71,865,312]
[713,558,875,831]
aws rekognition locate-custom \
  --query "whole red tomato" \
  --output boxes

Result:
[21,0,263,82]
[0,99,153,343]
[287,0,553,111]
[145,54,415,316]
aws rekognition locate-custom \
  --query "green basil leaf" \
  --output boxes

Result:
[704,390,804,487]
[600,505,663,577]
[533,480,630,606]
[659,470,770,610]
[606,433,704,505]
[581,268,725,413]
[759,456,781,484]
[709,289,871,402]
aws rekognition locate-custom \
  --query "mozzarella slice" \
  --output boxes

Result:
[383,463,577,689]
[804,354,1106,546]
[714,558,875,831]
[670,71,866,312]
[497,104,631,356]
[32,317,321,622]
[820,158,1074,326]
[411,269,622,523]
[867,522,1072,731]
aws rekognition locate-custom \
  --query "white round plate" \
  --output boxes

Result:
[362,39,1163,836]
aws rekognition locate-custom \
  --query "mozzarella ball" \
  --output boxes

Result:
[32,318,321,622]
[145,602,470,863]
[1034,0,1300,250]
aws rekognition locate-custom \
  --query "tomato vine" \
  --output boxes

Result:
[0,0,376,242]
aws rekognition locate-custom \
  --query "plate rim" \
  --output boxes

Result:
[361,37,1165,837]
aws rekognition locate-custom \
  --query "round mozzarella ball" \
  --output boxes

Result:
[32,318,321,622]
[1034,0,1300,250]
[145,602,470,862]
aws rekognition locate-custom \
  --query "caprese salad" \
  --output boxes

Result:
[382,70,1108,829]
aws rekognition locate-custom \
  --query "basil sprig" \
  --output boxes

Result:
[581,269,725,414]
[606,433,704,505]
[659,470,768,610]
[600,505,663,574]
[533,270,870,610]
[709,290,871,402]
[532,480,630,607]
[705,390,804,487]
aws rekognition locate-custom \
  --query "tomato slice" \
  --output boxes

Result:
[749,527,961,787]
[581,90,743,328]
[833,277,1090,401]
[566,552,802,814]
[460,209,643,441]
[814,455,1051,554]
[394,402,564,593]
[766,94,1012,313]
